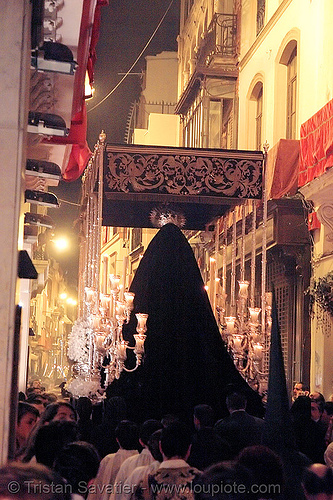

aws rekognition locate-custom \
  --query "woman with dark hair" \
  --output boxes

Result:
[15,402,40,458]
[21,402,77,463]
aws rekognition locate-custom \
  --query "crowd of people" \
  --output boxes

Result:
[2,380,333,500]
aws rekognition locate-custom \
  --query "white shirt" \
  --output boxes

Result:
[111,448,154,500]
[113,460,161,500]
[88,449,138,500]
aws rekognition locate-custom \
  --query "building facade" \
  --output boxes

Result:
[0,0,106,461]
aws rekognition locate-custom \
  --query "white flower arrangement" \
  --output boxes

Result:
[66,378,101,399]
[67,317,90,363]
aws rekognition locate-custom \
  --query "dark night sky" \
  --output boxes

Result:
[50,1,180,287]
[87,0,180,145]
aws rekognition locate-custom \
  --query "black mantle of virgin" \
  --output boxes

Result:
[116,223,264,423]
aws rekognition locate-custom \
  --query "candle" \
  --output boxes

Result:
[100,293,111,309]
[92,315,101,329]
[117,340,128,361]
[136,313,148,335]
[134,333,146,355]
[85,287,95,303]
[248,307,261,325]
[233,334,244,353]
[95,333,105,350]
[109,274,120,291]
[124,292,135,310]
[225,316,236,334]
[238,280,249,299]
[253,342,264,362]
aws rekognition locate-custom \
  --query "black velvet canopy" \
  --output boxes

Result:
[117,223,263,422]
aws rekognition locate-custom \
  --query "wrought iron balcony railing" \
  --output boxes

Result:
[197,13,237,66]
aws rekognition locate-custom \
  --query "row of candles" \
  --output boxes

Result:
[205,195,271,391]
[84,274,148,383]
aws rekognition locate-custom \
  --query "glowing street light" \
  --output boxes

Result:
[52,236,69,251]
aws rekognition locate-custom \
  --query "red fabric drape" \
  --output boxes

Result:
[43,0,109,181]
[43,102,92,182]
[298,99,333,187]
[62,102,92,182]
[266,139,299,199]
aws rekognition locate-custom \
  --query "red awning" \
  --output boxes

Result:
[298,99,333,187]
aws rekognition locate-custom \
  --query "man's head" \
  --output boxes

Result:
[147,429,163,462]
[293,382,309,399]
[25,396,45,416]
[34,421,79,468]
[0,463,69,500]
[139,419,162,447]
[16,402,40,449]
[310,392,325,422]
[310,392,325,404]
[226,393,247,413]
[115,420,139,450]
[302,464,333,499]
[193,404,214,430]
[53,442,100,498]
[159,421,192,461]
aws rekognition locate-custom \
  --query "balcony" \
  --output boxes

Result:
[197,13,238,67]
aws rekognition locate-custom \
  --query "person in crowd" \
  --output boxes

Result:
[325,414,333,446]
[188,404,232,470]
[34,420,79,468]
[113,420,162,494]
[193,461,254,500]
[15,402,39,458]
[76,397,93,442]
[51,402,77,423]
[160,414,180,428]
[18,391,27,402]
[293,382,309,401]
[310,396,329,456]
[237,445,285,499]
[324,442,333,470]
[113,429,163,500]
[87,420,139,500]
[90,396,127,459]
[54,441,100,500]
[0,462,70,500]
[290,395,326,464]
[26,395,46,416]
[42,393,58,405]
[144,421,201,500]
[302,464,333,500]
[214,391,264,458]
[21,401,77,463]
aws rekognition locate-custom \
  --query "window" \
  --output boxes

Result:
[183,92,204,148]
[257,0,265,35]
[131,228,142,252]
[183,80,236,149]
[209,100,222,149]
[286,47,297,140]
[255,85,263,150]
[221,98,233,149]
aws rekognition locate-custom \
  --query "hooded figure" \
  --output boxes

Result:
[119,223,263,422]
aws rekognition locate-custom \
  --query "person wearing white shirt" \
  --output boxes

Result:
[113,428,163,500]
[88,420,139,500]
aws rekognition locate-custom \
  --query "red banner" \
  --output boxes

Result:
[299,99,333,186]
